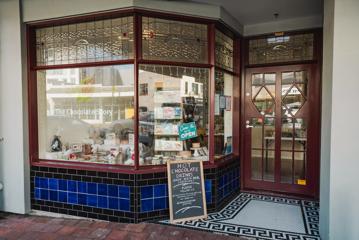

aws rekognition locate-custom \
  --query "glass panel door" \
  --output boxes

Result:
[244,66,313,195]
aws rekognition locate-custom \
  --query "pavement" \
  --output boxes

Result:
[0,212,248,240]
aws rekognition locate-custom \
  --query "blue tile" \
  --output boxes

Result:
[39,178,49,189]
[35,177,40,188]
[58,179,68,191]
[68,180,77,192]
[206,191,212,204]
[78,182,87,193]
[141,186,153,199]
[78,193,87,205]
[49,179,58,190]
[205,180,212,192]
[109,197,119,210]
[87,182,97,194]
[49,190,58,201]
[154,184,166,197]
[224,174,228,184]
[34,188,40,199]
[141,199,153,212]
[87,195,97,207]
[118,186,130,199]
[119,199,130,212]
[58,191,68,203]
[98,184,108,196]
[219,176,224,188]
[108,185,118,197]
[98,196,108,209]
[68,192,78,204]
[40,189,48,200]
[154,197,166,210]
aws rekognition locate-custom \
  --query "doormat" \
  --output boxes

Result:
[159,193,320,240]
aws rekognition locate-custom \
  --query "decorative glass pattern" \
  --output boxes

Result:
[281,71,307,117]
[252,73,276,117]
[36,16,134,66]
[215,30,234,71]
[142,17,208,63]
[248,33,314,65]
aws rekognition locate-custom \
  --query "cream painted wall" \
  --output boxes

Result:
[0,0,30,214]
[328,0,359,238]
[320,0,359,239]
[21,0,242,33]
[244,15,322,36]
[319,0,334,239]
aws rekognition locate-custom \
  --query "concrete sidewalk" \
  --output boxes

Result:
[0,212,248,240]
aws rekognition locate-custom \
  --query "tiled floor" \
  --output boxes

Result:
[0,212,246,240]
[160,193,320,240]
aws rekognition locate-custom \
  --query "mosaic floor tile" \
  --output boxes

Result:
[160,193,320,240]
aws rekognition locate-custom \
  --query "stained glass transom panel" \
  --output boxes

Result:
[142,17,208,63]
[248,33,314,65]
[215,30,234,71]
[36,16,134,66]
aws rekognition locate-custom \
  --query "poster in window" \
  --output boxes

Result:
[219,95,226,109]
[215,94,220,115]
[225,96,231,111]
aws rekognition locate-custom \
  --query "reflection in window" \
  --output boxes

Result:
[248,33,314,65]
[36,16,134,66]
[37,65,135,165]
[142,17,208,63]
[138,65,209,165]
[214,71,233,157]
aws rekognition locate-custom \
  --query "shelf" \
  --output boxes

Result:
[154,134,179,136]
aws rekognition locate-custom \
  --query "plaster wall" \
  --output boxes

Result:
[0,0,30,214]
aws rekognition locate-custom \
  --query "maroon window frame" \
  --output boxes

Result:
[27,8,242,173]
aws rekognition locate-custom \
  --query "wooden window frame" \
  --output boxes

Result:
[27,8,242,174]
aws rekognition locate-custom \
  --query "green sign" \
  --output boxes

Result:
[178,122,197,141]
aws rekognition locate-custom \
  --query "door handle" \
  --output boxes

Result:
[246,125,254,128]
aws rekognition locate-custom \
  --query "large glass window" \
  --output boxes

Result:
[214,70,233,158]
[36,16,134,66]
[142,17,208,63]
[138,65,209,165]
[37,65,135,165]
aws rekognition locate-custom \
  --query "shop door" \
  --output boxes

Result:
[243,65,318,196]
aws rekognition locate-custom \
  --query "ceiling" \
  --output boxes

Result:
[185,0,323,26]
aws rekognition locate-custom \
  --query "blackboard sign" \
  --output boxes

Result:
[167,160,207,223]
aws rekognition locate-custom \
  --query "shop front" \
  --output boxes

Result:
[28,9,241,223]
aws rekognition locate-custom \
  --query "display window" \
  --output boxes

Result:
[214,70,234,158]
[138,65,209,165]
[28,11,239,170]
[37,65,135,165]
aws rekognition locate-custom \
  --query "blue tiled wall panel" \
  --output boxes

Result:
[140,180,213,213]
[34,177,131,212]
[218,169,240,201]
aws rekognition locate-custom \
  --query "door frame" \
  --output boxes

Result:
[240,64,321,199]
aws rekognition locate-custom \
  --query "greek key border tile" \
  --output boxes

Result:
[159,193,320,240]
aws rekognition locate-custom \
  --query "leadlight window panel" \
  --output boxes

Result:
[248,33,314,65]
[142,17,208,63]
[36,16,134,66]
[215,30,234,71]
